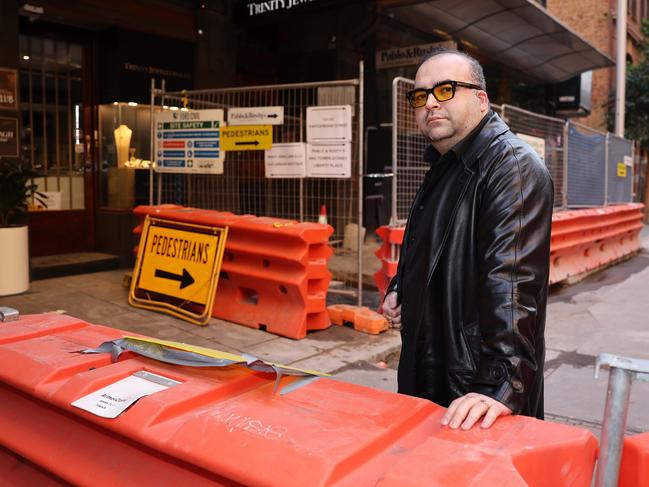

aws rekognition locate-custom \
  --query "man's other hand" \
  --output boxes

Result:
[441,392,512,430]
[382,291,402,330]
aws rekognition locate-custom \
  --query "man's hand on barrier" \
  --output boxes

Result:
[382,292,402,330]
[441,392,512,430]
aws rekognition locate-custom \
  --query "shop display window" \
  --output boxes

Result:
[98,102,158,209]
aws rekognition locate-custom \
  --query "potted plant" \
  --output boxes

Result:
[0,157,45,296]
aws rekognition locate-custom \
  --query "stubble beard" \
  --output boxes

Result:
[420,117,456,143]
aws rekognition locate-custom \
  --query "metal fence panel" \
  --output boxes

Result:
[154,77,363,301]
[392,77,428,223]
[567,121,607,207]
[501,105,565,208]
[606,134,634,204]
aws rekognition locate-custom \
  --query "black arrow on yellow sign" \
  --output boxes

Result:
[235,140,260,146]
[155,268,195,289]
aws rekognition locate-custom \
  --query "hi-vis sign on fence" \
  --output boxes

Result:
[129,216,228,325]
[154,109,225,174]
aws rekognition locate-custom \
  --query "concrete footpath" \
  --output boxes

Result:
[2,225,649,439]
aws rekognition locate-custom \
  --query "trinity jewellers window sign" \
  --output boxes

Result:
[234,0,349,20]
[376,41,457,70]
[244,0,318,16]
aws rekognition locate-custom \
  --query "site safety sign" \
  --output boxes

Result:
[129,217,228,325]
[154,109,225,174]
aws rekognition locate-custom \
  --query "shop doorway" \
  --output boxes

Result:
[18,32,95,257]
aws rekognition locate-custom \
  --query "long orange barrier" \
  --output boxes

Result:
[133,205,333,339]
[549,203,644,284]
[0,312,598,486]
[375,204,645,302]
[619,432,649,487]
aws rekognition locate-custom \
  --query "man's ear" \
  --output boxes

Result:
[477,90,490,111]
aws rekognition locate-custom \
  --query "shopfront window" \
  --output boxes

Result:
[98,102,155,210]
[19,35,85,210]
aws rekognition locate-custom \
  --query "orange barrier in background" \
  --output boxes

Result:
[375,204,645,302]
[619,432,649,487]
[133,205,333,339]
[549,203,644,284]
[0,313,598,486]
[373,225,404,300]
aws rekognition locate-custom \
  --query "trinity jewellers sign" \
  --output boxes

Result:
[376,41,457,69]
[243,0,318,16]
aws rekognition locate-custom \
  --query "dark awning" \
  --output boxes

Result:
[381,0,614,83]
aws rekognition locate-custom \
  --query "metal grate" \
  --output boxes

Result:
[152,76,364,302]
[392,77,428,224]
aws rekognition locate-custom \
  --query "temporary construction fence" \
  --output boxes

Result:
[0,310,600,487]
[391,77,635,221]
[148,66,365,305]
[566,124,635,207]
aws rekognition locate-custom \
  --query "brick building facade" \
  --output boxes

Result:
[547,0,648,131]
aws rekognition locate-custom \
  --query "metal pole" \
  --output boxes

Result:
[630,141,635,202]
[615,0,627,137]
[391,77,399,225]
[563,121,569,209]
[157,79,166,205]
[149,78,155,205]
[357,60,364,307]
[594,366,633,487]
[605,132,610,206]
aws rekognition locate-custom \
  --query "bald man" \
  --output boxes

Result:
[382,49,553,430]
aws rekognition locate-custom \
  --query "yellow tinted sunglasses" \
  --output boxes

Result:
[406,80,483,108]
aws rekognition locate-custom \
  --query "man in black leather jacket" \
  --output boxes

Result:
[382,49,553,430]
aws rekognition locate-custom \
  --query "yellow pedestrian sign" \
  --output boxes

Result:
[220,125,272,151]
[129,216,228,325]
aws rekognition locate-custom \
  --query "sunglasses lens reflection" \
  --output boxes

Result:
[407,83,456,108]
[433,83,454,101]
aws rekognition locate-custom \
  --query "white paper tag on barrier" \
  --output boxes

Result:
[71,371,180,419]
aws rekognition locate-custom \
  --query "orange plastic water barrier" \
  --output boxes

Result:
[0,313,599,486]
[373,225,404,301]
[375,204,645,302]
[133,205,333,339]
[619,432,649,487]
[549,203,644,284]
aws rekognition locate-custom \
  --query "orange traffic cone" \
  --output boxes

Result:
[318,205,328,225]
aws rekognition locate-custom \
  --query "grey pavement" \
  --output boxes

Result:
[1,224,649,440]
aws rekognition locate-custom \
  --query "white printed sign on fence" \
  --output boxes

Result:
[264,143,306,178]
[306,142,351,178]
[228,106,284,126]
[306,105,352,143]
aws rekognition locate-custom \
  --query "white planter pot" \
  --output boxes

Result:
[0,225,29,296]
